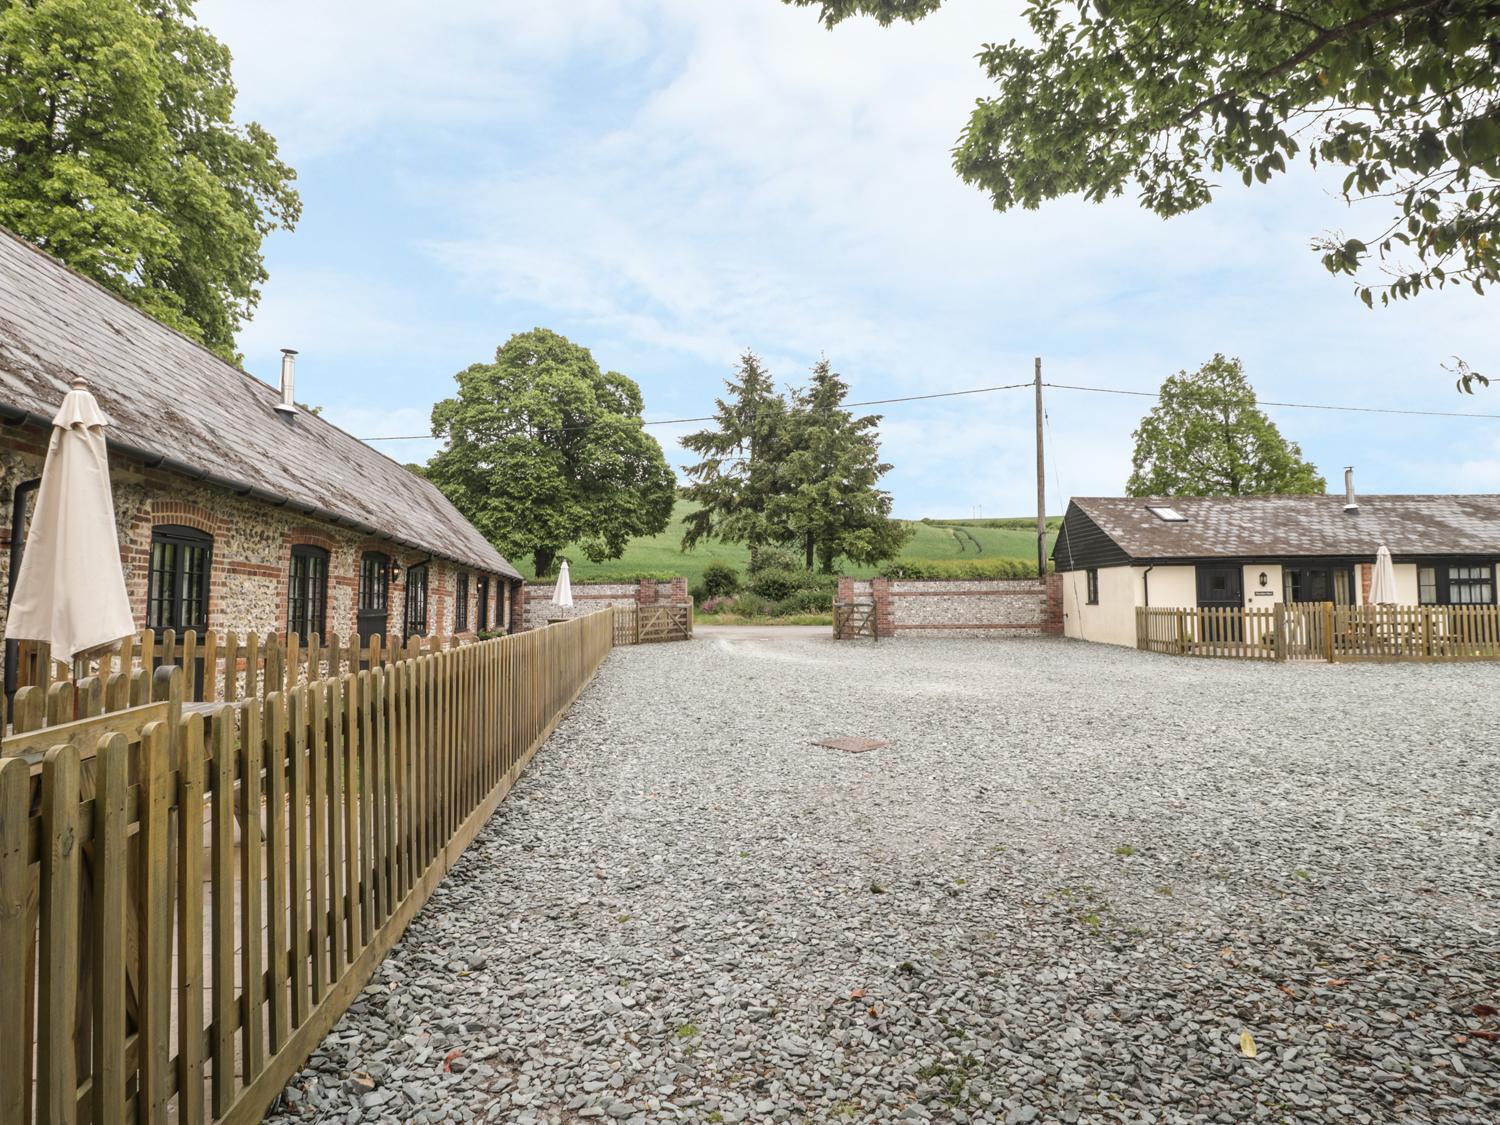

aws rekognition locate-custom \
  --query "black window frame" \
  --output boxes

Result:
[360,552,390,613]
[288,545,330,641]
[147,524,212,634]
[476,576,490,632]
[455,571,470,633]
[1085,568,1099,605]
[1418,560,1495,606]
[404,563,429,638]
[1284,563,1358,607]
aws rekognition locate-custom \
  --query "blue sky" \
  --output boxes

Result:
[200,0,1497,520]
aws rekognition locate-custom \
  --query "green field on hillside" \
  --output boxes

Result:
[525,502,1061,584]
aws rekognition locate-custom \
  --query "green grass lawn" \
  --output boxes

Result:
[526,502,1061,584]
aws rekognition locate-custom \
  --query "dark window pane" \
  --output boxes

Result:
[360,553,389,612]
[289,547,329,639]
[1445,564,1494,606]
[148,526,211,632]
[405,565,428,637]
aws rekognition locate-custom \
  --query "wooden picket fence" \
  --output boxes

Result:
[12,630,480,710]
[0,609,616,1125]
[1136,602,1500,662]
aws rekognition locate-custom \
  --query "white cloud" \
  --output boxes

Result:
[212,0,1499,517]
[196,0,655,158]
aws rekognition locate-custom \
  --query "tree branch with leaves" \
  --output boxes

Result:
[785,0,1499,387]
[0,0,300,361]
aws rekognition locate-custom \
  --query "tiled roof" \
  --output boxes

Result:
[1069,494,1500,561]
[0,229,519,579]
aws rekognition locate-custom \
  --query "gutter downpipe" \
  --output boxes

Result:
[1142,565,1154,607]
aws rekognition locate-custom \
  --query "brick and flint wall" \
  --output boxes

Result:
[835,575,1064,638]
[524,577,690,630]
[0,440,520,647]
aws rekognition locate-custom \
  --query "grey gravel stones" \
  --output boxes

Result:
[267,632,1499,1123]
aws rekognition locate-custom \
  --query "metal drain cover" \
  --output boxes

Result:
[814,737,888,754]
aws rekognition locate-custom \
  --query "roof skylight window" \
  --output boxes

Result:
[1146,505,1187,522]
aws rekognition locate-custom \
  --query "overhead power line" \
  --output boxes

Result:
[357,380,1034,440]
[356,376,1500,441]
[1041,382,1500,421]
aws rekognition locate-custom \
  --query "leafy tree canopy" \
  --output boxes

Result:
[427,329,677,578]
[771,358,911,571]
[787,1,1499,380]
[1126,355,1327,496]
[0,0,300,360]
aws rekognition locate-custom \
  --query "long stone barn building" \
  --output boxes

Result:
[0,228,523,688]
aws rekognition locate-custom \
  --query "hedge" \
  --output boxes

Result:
[877,557,1047,580]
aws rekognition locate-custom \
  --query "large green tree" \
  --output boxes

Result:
[427,329,677,578]
[1126,355,1326,496]
[679,351,791,562]
[772,358,910,571]
[786,1,1499,378]
[0,0,300,360]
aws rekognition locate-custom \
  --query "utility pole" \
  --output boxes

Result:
[1034,356,1046,579]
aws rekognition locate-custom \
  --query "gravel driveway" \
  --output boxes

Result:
[269,631,1500,1124]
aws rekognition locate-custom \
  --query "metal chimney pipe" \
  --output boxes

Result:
[275,348,298,415]
[1343,466,1358,512]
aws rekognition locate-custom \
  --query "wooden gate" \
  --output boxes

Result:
[636,605,692,644]
[834,603,878,640]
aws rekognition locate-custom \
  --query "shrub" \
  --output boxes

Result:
[750,567,801,601]
[701,561,741,598]
[749,546,800,575]
[796,571,839,593]
[730,592,770,617]
[689,583,706,604]
[878,557,1044,580]
[699,595,735,614]
[781,588,833,614]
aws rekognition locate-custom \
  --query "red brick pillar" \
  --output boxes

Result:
[1043,572,1064,635]
[638,579,659,606]
[669,576,690,605]
[509,579,525,633]
[1360,564,1372,606]
[871,578,895,638]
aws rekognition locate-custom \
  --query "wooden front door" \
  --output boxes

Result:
[1196,565,1243,609]
[358,552,390,645]
[1196,564,1244,643]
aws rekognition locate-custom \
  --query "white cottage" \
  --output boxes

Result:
[1053,474,1500,648]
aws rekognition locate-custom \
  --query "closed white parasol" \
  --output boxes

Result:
[1369,543,1399,605]
[5,378,135,662]
[551,559,574,609]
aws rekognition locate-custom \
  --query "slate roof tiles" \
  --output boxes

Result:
[1070,493,1500,561]
[0,228,519,579]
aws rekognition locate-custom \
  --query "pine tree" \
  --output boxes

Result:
[774,358,910,571]
[679,351,791,564]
